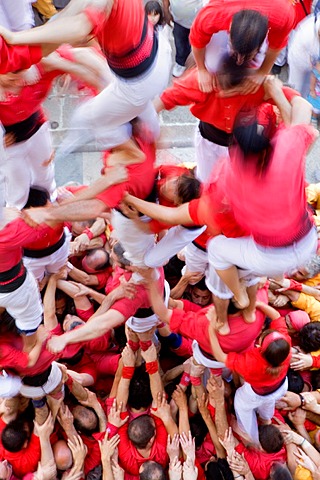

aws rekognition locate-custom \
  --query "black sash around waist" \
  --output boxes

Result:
[23,365,52,387]
[199,121,233,147]
[0,261,27,293]
[4,110,43,143]
[24,232,66,259]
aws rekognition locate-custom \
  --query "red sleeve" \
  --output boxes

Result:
[95,182,127,208]
[160,69,207,110]
[111,286,149,319]
[0,344,29,370]
[180,299,202,312]
[269,316,291,344]
[153,415,169,448]
[12,434,41,478]
[86,332,111,353]
[149,219,171,234]
[169,309,208,345]
[189,5,228,49]
[225,350,256,377]
[312,354,320,368]
[94,270,111,290]
[0,39,42,74]
[188,199,202,225]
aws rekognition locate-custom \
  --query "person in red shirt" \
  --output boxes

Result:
[189,0,296,94]
[1,0,172,154]
[209,302,291,444]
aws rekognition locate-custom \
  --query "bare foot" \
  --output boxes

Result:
[242,307,256,324]
[216,318,231,336]
[233,288,250,310]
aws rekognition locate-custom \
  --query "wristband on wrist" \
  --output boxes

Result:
[157,322,166,329]
[83,227,94,240]
[298,393,306,408]
[180,371,191,387]
[234,475,243,479]
[300,438,306,447]
[32,397,46,408]
[65,375,74,389]
[146,360,158,375]
[122,366,135,379]
[128,340,139,352]
[190,375,202,386]
[140,340,152,351]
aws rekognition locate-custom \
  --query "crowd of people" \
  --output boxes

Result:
[1,0,320,479]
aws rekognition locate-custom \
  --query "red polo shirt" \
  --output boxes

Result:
[190,0,296,51]
[0,40,42,74]
[0,432,40,478]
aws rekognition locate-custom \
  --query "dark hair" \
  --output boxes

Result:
[260,330,290,377]
[128,415,155,449]
[128,365,153,410]
[139,461,166,480]
[287,369,304,394]
[177,174,201,204]
[86,248,109,271]
[86,465,102,480]
[299,322,320,353]
[206,459,234,480]
[193,277,210,292]
[230,10,268,58]
[163,255,184,288]
[216,54,251,90]
[2,419,29,452]
[24,187,50,208]
[311,369,320,390]
[145,1,164,29]
[113,242,131,268]
[190,414,208,448]
[233,122,270,157]
[0,310,19,335]
[270,463,293,480]
[60,347,84,366]
[259,425,284,453]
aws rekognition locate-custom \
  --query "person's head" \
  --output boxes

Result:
[270,463,293,480]
[163,255,184,288]
[62,314,84,332]
[53,439,73,471]
[287,368,304,394]
[190,278,212,306]
[160,172,201,205]
[55,289,68,318]
[205,458,234,480]
[81,248,109,273]
[110,242,131,270]
[24,187,50,209]
[291,255,320,282]
[73,405,98,437]
[285,310,310,335]
[71,219,95,237]
[299,322,320,353]
[127,415,156,449]
[139,461,166,480]
[216,53,251,91]
[258,425,284,453]
[145,1,164,27]
[128,365,153,410]
[230,10,268,65]
[260,330,291,375]
[1,419,29,452]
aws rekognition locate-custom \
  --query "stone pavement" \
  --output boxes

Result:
[46,71,320,187]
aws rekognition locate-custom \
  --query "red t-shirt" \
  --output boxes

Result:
[0,433,40,478]
[226,317,291,392]
[84,0,145,57]
[0,40,42,74]
[235,442,286,480]
[0,218,55,271]
[189,0,296,51]
[160,70,298,134]
[23,223,64,250]
[170,285,268,355]
[96,136,156,208]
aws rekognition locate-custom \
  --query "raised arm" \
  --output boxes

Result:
[43,274,59,330]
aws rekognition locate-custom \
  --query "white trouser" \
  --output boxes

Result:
[58,30,172,153]
[234,378,288,444]
[184,242,208,277]
[23,228,71,281]
[0,372,22,398]
[111,210,155,267]
[208,228,318,277]
[206,263,260,299]
[144,225,206,268]
[3,122,56,209]
[194,128,229,183]
[20,362,62,398]
[288,15,320,97]
[0,0,34,31]
[0,269,43,334]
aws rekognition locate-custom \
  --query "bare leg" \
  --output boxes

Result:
[215,266,249,309]
[242,284,259,324]
[212,295,230,336]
